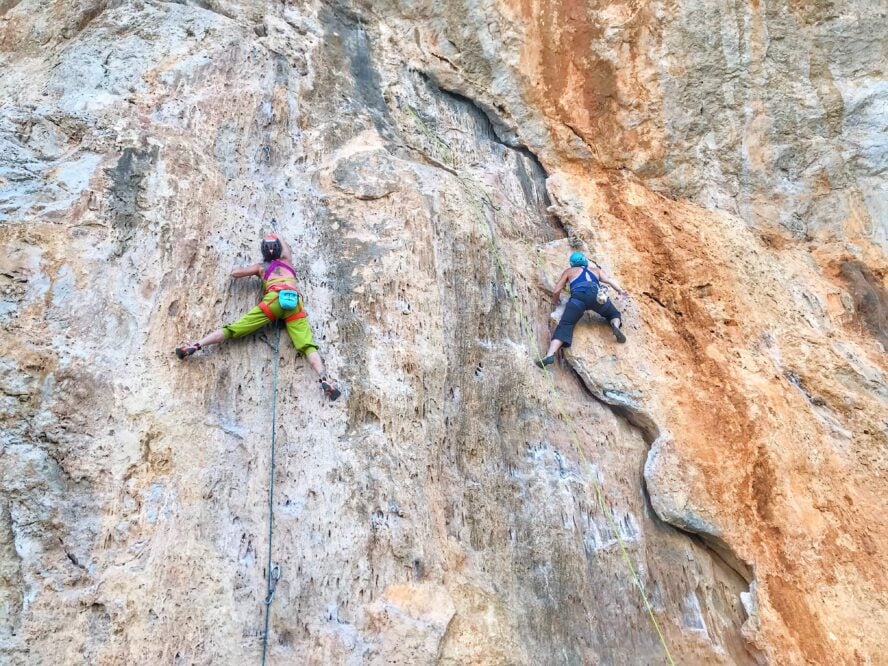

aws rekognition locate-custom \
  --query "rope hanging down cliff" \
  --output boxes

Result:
[405,103,676,665]
[260,323,282,666]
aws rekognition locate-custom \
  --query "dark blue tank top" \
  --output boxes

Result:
[569,267,599,293]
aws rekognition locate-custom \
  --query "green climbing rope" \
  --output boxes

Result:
[260,323,282,665]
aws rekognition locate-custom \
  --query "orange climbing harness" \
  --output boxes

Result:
[257,294,307,323]
[260,266,307,323]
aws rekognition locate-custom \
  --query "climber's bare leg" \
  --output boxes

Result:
[609,317,626,343]
[196,329,226,348]
[536,338,563,368]
[306,350,341,400]
[545,338,564,358]
[176,329,225,359]
[306,350,325,376]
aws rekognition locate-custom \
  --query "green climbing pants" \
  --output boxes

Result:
[223,292,318,355]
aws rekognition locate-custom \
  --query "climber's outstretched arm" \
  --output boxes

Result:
[551,269,571,303]
[597,269,628,296]
[278,236,293,262]
[231,263,263,279]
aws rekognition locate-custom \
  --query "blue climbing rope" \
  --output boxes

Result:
[260,323,282,665]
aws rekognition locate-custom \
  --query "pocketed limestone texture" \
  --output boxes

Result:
[1,1,885,664]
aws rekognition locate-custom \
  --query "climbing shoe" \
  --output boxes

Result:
[610,322,626,344]
[319,376,341,401]
[175,342,202,359]
[535,355,555,369]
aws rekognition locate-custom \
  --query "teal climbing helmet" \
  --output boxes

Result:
[569,252,588,267]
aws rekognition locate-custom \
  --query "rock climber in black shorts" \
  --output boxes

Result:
[536,252,628,368]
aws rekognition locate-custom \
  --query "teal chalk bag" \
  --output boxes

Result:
[278,290,299,311]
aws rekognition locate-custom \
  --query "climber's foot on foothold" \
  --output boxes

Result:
[320,377,341,401]
[175,342,202,359]
[610,322,626,344]
[535,355,555,369]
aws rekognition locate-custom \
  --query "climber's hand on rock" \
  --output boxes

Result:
[231,263,262,279]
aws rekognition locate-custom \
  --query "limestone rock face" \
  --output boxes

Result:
[1,1,885,665]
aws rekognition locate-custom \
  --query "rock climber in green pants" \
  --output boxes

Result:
[175,234,341,401]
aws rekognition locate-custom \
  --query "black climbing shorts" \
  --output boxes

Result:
[552,289,621,347]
